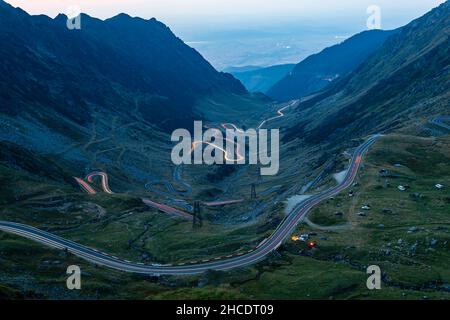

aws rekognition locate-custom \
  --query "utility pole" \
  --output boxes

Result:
[193,200,202,228]
[251,183,257,200]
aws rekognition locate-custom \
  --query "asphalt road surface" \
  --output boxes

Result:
[0,135,380,275]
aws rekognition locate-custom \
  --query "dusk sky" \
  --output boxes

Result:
[5,0,445,28]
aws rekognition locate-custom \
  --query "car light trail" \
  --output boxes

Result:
[258,100,298,129]
[0,135,380,275]
[75,172,193,220]
[86,172,114,194]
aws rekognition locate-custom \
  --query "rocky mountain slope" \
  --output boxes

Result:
[283,1,450,148]
[0,0,246,134]
[0,0,260,193]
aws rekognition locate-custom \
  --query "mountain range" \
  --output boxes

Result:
[0,0,448,175]
[227,64,295,93]
[267,29,397,101]
[283,1,449,146]
[0,1,245,134]
[0,0,449,301]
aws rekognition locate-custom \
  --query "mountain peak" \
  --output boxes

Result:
[0,0,29,17]
[107,12,134,22]
[105,13,161,25]
[0,4,246,132]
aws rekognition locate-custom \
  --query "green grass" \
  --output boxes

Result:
[0,134,449,299]
[282,134,450,298]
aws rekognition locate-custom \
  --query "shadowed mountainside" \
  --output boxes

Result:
[283,1,450,147]
[228,64,295,93]
[267,29,397,102]
[0,0,246,133]
[0,0,267,198]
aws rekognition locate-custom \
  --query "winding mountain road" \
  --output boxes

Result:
[258,100,298,129]
[75,172,194,220]
[0,135,380,275]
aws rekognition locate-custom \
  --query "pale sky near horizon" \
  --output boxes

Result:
[4,0,446,27]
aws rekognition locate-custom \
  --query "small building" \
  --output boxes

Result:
[435,184,445,190]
